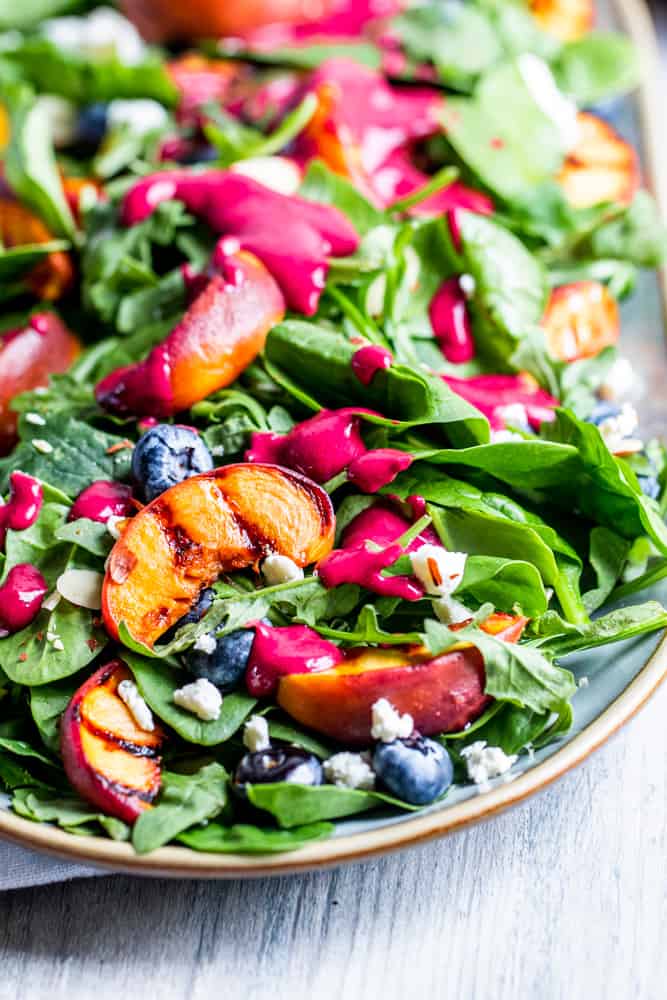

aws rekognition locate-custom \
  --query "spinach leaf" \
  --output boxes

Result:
[526,601,667,658]
[0,599,105,685]
[246,782,421,828]
[178,820,333,854]
[125,652,257,746]
[264,718,333,759]
[553,33,640,105]
[447,700,571,757]
[459,555,548,617]
[423,618,576,715]
[0,413,125,497]
[582,527,632,614]
[457,209,549,367]
[265,320,489,446]
[5,38,178,105]
[12,786,129,840]
[132,762,228,854]
[577,192,667,269]
[55,518,114,558]
[0,0,80,30]
[299,160,384,236]
[3,82,76,238]
[29,678,78,753]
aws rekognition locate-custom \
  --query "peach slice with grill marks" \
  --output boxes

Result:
[61,660,165,824]
[277,614,528,744]
[541,280,619,362]
[558,112,640,209]
[102,463,335,648]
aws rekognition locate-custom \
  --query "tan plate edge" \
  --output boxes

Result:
[1,0,666,879]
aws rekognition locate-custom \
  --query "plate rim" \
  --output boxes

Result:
[1,0,665,878]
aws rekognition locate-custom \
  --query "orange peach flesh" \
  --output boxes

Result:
[559,113,640,209]
[542,281,619,362]
[529,0,594,41]
[102,464,335,647]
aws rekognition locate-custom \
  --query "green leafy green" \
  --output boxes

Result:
[12,786,129,840]
[132,762,228,854]
[178,820,333,854]
[553,33,640,104]
[246,782,421,828]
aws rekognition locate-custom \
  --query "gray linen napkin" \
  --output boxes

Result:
[0,840,101,890]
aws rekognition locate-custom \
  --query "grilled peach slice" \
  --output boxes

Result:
[61,660,165,824]
[0,313,80,454]
[102,464,335,647]
[558,113,639,209]
[277,614,527,743]
[529,0,594,41]
[541,281,619,362]
[0,197,74,300]
[96,251,285,418]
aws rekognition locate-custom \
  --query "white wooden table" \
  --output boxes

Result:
[1,7,667,999]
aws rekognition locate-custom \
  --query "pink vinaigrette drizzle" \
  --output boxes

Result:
[0,471,43,547]
[429,277,475,363]
[0,564,48,637]
[246,623,343,696]
[351,344,393,386]
[69,481,134,524]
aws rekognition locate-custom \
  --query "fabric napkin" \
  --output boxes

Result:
[0,840,102,890]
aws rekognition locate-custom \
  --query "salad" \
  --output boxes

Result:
[0,0,666,858]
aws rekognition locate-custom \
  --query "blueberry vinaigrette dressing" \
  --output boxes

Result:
[347,448,413,492]
[441,374,559,429]
[0,471,43,547]
[0,563,48,637]
[246,622,343,696]
[351,344,393,385]
[69,481,134,524]
[429,277,475,363]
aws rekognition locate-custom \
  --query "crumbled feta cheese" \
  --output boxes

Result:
[243,714,271,753]
[461,741,517,785]
[517,53,579,150]
[31,439,53,454]
[495,403,529,429]
[578,675,590,689]
[117,679,155,733]
[598,357,641,402]
[459,273,476,298]
[35,95,78,148]
[41,591,61,613]
[106,515,125,540]
[46,631,59,643]
[56,569,104,610]
[24,412,46,427]
[598,403,643,455]
[432,595,473,625]
[193,632,217,655]
[42,7,147,65]
[371,698,414,742]
[324,752,376,790]
[230,156,302,195]
[173,678,222,721]
[261,553,305,586]
[107,99,169,137]
[52,639,65,652]
[410,545,467,597]
[490,429,525,444]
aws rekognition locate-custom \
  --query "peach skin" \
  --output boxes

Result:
[542,281,619,363]
[102,464,335,647]
[95,251,285,418]
[277,614,528,743]
[61,660,166,824]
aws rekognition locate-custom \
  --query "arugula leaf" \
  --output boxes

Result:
[265,320,489,446]
[3,82,76,238]
[132,762,228,854]
[246,782,421,828]
[125,652,257,746]
[526,601,667,658]
[423,618,576,714]
[178,820,333,854]
[314,605,423,646]
[446,700,572,757]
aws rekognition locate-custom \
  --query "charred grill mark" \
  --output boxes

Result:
[280,467,335,534]
[99,771,161,803]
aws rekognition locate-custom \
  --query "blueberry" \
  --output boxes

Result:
[184,624,257,692]
[233,747,323,795]
[161,587,215,643]
[638,474,661,500]
[77,103,108,147]
[372,736,453,805]
[181,144,219,164]
[586,402,621,426]
[131,424,213,502]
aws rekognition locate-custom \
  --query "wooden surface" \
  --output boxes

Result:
[2,6,667,1000]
